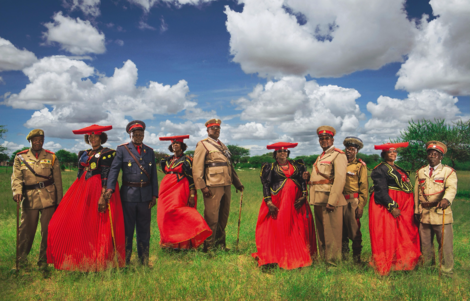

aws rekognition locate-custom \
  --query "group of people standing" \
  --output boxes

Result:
[11,120,457,277]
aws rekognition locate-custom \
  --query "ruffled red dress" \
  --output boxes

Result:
[252,161,317,269]
[47,147,126,271]
[157,155,212,249]
[369,163,420,275]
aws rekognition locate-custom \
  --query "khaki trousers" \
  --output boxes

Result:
[18,206,55,265]
[314,205,344,263]
[203,185,231,250]
[419,223,454,273]
[342,198,362,257]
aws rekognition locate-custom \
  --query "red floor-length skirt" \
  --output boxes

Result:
[369,190,421,275]
[252,165,317,270]
[157,164,212,249]
[47,173,126,271]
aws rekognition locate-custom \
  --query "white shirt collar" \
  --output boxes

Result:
[207,136,220,144]
[429,163,441,170]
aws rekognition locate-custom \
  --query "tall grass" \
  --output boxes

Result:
[0,169,469,300]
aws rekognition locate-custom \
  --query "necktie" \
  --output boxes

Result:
[429,167,433,177]
[320,152,325,159]
[136,145,141,155]
[35,152,39,159]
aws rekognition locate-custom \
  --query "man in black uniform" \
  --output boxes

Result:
[105,120,159,266]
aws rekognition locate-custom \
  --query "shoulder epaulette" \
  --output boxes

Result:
[443,165,455,171]
[45,149,55,154]
[373,162,383,169]
[358,159,366,166]
[334,148,344,154]
[118,142,129,147]
[17,150,29,155]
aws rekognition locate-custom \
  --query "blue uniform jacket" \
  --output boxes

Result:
[107,142,159,202]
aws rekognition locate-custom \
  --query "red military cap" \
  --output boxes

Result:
[374,142,409,151]
[72,124,113,135]
[126,120,146,133]
[159,135,190,143]
[425,140,447,154]
[266,142,298,151]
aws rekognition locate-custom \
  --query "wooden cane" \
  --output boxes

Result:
[439,209,445,278]
[16,197,20,272]
[108,203,119,268]
[235,191,244,252]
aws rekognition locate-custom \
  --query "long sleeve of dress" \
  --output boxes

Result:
[77,151,85,179]
[371,165,397,210]
[295,159,308,195]
[100,149,116,187]
[260,163,273,201]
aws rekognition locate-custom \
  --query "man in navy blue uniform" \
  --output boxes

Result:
[105,120,158,266]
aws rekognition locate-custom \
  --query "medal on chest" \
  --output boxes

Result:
[91,162,97,170]
[128,160,132,167]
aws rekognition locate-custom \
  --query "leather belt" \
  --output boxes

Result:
[308,179,333,185]
[167,171,184,176]
[344,193,359,200]
[123,181,150,188]
[205,162,228,168]
[421,201,439,208]
[24,178,54,190]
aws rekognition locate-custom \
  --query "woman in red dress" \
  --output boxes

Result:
[252,142,316,270]
[369,142,420,275]
[157,135,212,249]
[47,125,125,271]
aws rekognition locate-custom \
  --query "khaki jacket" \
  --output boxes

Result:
[309,146,347,206]
[11,148,63,209]
[414,164,457,224]
[343,158,369,210]
[193,138,242,189]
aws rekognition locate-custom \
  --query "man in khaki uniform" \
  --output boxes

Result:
[11,129,63,269]
[342,136,368,263]
[303,126,347,264]
[193,119,244,252]
[414,141,457,275]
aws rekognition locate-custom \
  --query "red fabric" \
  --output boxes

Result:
[427,144,444,153]
[72,124,112,135]
[429,167,433,177]
[206,123,220,128]
[318,130,334,136]
[47,174,125,271]
[135,144,141,155]
[252,163,317,269]
[369,190,420,276]
[266,142,298,151]
[159,135,190,142]
[374,142,409,151]
[157,163,212,249]
[128,123,144,132]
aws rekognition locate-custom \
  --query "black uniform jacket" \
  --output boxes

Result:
[371,162,413,209]
[260,159,307,201]
[77,146,115,187]
[160,154,195,190]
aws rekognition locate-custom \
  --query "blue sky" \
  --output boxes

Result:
[0,0,468,156]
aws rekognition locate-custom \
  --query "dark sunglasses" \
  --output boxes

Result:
[277,149,288,153]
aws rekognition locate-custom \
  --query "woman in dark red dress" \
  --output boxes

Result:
[369,142,420,275]
[157,135,212,249]
[252,142,316,270]
[47,125,125,271]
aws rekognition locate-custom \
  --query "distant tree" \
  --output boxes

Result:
[294,155,319,166]
[393,119,470,170]
[0,153,9,162]
[10,147,29,162]
[154,151,169,167]
[0,125,7,159]
[55,150,76,163]
[249,154,275,167]
[185,150,195,157]
[227,145,250,167]
[356,153,380,168]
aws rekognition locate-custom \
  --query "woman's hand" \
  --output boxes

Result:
[302,171,310,180]
[188,190,196,207]
[266,200,279,217]
[391,208,401,218]
[98,195,107,213]
[294,196,306,210]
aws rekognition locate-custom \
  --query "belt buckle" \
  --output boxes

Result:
[38,182,45,189]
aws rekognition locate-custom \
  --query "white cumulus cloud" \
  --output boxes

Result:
[225,0,416,78]
[128,0,217,13]
[63,0,101,17]
[42,12,106,55]
[0,37,38,72]
[395,0,470,96]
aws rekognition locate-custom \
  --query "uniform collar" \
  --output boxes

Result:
[347,157,358,165]
[207,136,220,144]
[323,145,335,155]
[427,163,442,177]
[29,148,44,160]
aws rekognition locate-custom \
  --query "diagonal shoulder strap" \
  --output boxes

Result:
[123,145,151,180]
[204,140,232,161]
[18,154,51,179]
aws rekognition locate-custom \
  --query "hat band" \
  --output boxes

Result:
[129,124,144,132]
[427,144,444,153]
[206,123,220,128]
[318,130,334,136]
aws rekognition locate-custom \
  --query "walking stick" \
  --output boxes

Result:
[236,191,244,252]
[16,197,20,272]
[439,209,445,278]
[108,203,119,268]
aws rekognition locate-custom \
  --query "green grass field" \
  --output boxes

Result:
[0,168,469,300]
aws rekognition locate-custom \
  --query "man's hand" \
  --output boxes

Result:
[414,214,421,223]
[13,194,22,203]
[294,196,306,210]
[437,199,450,210]
[266,200,279,217]
[326,203,335,213]
[355,207,364,219]
[201,187,213,198]
[237,185,244,192]
[98,195,107,213]
[149,196,157,209]
[188,190,196,207]
[391,208,401,218]
[104,189,113,201]
[302,171,310,180]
